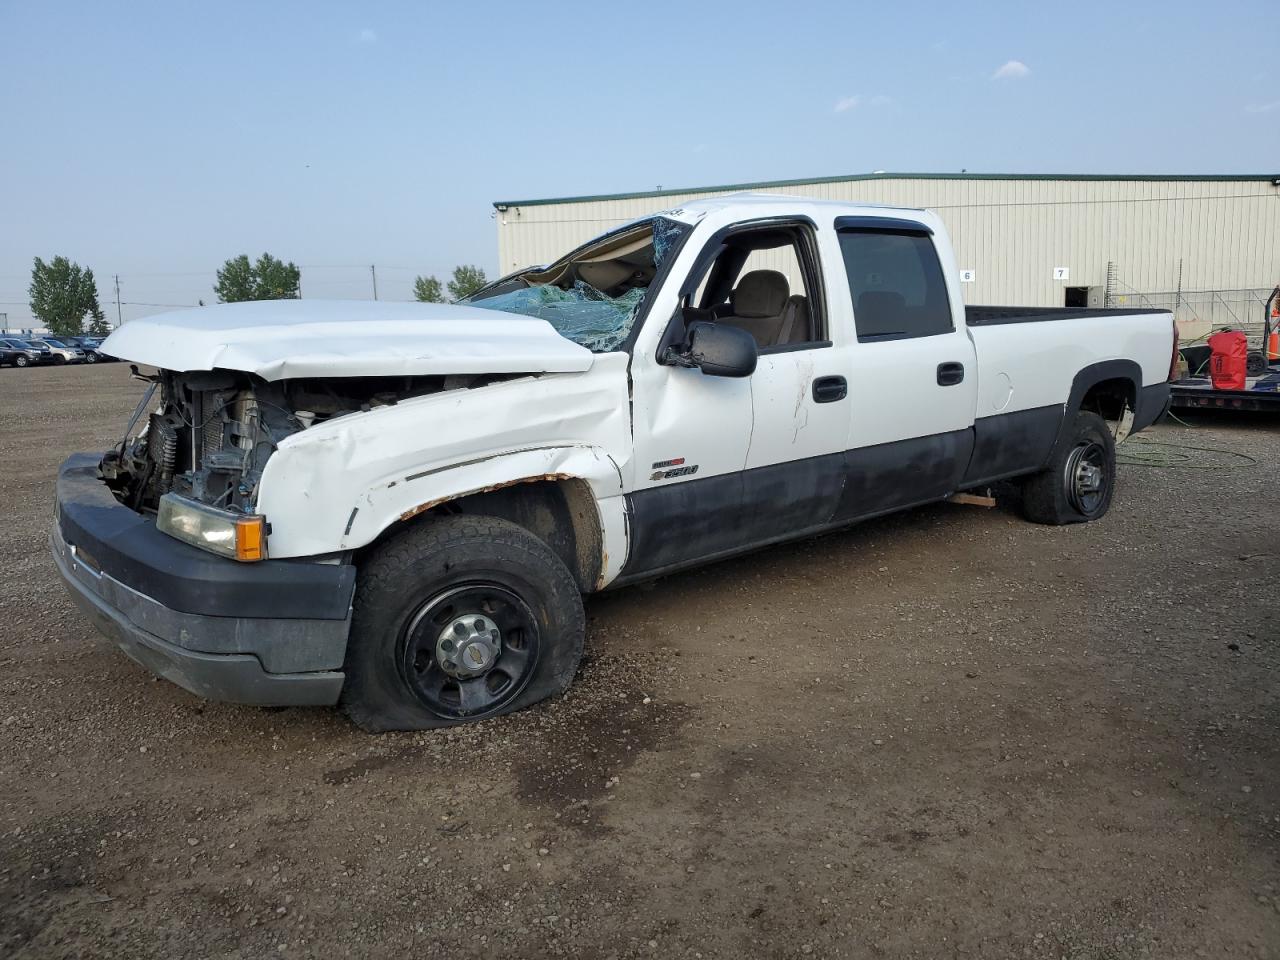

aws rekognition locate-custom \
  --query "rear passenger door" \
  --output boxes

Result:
[831,217,978,520]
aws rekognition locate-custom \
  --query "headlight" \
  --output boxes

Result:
[157,493,267,562]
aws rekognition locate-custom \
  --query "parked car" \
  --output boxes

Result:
[0,342,25,367]
[34,338,87,364]
[53,195,1176,731]
[0,337,54,367]
[62,336,116,363]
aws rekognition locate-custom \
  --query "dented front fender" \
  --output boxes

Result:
[254,356,632,560]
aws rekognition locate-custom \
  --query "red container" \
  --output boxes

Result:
[1208,330,1248,390]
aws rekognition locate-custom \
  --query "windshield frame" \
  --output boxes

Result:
[463,215,694,356]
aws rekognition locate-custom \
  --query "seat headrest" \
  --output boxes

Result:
[730,270,789,318]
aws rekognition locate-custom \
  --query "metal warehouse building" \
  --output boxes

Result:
[494,173,1280,339]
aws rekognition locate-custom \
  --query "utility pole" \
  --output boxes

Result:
[370,265,378,301]
[114,274,123,327]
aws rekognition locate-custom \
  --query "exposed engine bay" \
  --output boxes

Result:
[101,368,503,514]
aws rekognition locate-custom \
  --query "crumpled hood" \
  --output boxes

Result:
[101,299,595,380]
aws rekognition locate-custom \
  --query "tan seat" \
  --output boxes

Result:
[718,270,790,346]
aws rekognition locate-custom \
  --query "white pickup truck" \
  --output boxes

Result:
[53,195,1176,730]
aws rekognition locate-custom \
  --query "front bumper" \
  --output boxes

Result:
[53,453,356,706]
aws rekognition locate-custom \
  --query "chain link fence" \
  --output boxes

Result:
[1105,282,1275,344]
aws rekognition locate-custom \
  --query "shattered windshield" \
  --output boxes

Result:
[465,217,691,352]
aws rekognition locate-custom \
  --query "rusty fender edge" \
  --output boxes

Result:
[398,473,576,522]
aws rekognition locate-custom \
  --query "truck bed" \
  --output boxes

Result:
[966,305,1169,326]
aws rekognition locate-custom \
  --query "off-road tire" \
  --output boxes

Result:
[341,515,585,732]
[1019,411,1116,525]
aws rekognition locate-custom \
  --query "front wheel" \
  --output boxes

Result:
[15,355,28,368]
[341,515,585,732]
[1019,411,1116,525]
[84,352,98,364]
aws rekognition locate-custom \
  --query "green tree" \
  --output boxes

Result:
[447,264,487,301]
[28,256,105,337]
[413,275,444,303]
[87,314,111,337]
[214,253,301,303]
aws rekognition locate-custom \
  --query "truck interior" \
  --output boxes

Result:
[466,217,691,352]
[681,224,826,350]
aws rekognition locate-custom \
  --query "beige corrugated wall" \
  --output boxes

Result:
[494,178,1280,338]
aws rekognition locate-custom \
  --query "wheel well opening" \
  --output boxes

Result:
[364,478,603,592]
[1080,377,1135,425]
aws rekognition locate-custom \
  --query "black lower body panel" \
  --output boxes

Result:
[833,429,974,522]
[962,405,1061,486]
[621,432,974,583]
[617,388,1168,585]
[1134,383,1172,430]
[622,470,745,575]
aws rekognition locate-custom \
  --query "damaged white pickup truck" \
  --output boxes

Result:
[53,195,1176,730]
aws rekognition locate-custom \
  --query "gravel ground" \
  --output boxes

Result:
[1,362,1278,959]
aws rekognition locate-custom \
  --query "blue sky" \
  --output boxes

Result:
[1,0,1276,327]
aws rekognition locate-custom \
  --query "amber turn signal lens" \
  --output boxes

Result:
[235,516,266,562]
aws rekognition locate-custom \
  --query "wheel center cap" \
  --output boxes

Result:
[462,641,491,670]
[436,614,502,679]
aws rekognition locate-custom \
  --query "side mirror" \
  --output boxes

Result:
[673,321,757,378]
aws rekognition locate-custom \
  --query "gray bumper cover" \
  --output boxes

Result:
[52,525,348,707]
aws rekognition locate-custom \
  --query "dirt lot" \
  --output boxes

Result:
[1,362,1278,959]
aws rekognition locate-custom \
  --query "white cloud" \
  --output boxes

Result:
[1245,100,1280,113]
[834,94,891,114]
[992,60,1030,80]
[357,27,377,44]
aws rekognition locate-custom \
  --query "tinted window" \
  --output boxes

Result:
[839,231,952,340]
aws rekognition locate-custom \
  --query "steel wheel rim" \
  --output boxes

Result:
[1065,440,1107,515]
[399,582,540,719]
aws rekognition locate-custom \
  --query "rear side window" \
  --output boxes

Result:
[839,230,953,341]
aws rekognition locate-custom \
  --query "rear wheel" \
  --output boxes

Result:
[1019,411,1116,525]
[341,515,585,732]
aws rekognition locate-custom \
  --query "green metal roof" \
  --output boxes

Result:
[493,172,1280,208]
